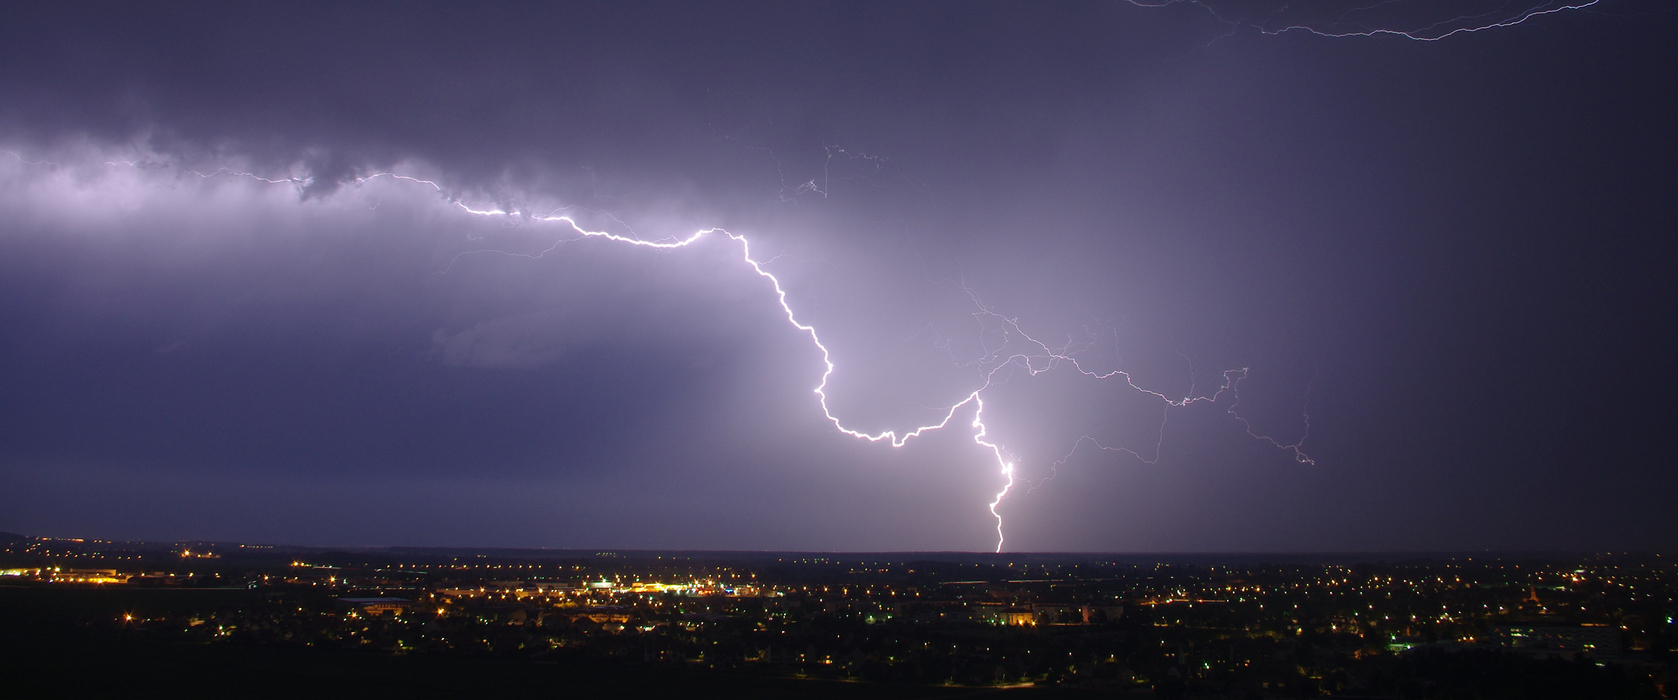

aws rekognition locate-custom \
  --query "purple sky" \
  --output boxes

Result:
[1,2,1672,552]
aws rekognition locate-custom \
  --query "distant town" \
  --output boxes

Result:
[1,533,1672,697]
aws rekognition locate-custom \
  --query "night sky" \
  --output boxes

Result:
[1,2,1672,552]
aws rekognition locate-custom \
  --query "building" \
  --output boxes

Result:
[1000,608,1037,626]
[1493,625,1620,656]
[336,597,412,616]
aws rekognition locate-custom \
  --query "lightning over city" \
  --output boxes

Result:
[1,3,1674,695]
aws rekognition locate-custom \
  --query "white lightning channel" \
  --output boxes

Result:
[1128,0,1604,42]
[0,0,1624,550]
[3,153,1313,553]
[404,187,1313,552]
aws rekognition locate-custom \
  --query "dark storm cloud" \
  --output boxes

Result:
[0,2,1673,551]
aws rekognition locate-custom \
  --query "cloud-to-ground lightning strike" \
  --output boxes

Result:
[1,151,1312,552]
[1,0,1615,554]
[390,181,1315,553]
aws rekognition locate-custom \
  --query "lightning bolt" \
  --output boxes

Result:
[1128,0,1609,42]
[0,0,1637,552]
[258,164,1317,552]
[436,206,1310,555]
[1,150,1316,552]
